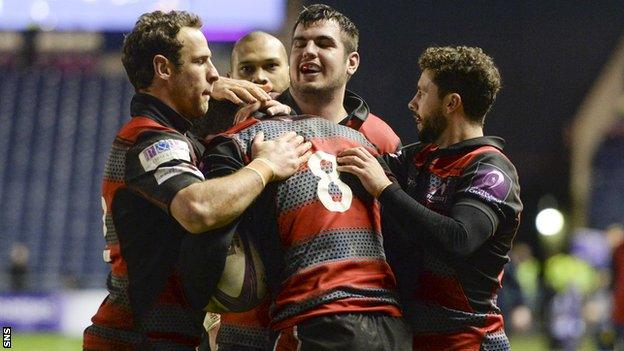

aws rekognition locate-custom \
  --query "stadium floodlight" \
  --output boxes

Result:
[535,208,565,236]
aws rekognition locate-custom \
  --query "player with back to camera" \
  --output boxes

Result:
[337,46,523,351]
[82,10,310,350]
[194,31,291,351]
[187,4,411,351]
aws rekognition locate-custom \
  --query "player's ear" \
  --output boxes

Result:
[153,54,172,80]
[346,51,359,76]
[444,93,462,114]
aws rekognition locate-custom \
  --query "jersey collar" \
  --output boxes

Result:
[422,136,506,160]
[277,89,370,126]
[130,93,193,133]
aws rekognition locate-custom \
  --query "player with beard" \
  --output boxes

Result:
[338,46,523,350]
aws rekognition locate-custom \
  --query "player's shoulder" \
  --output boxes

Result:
[118,116,178,143]
[360,113,401,154]
[362,112,395,131]
[466,138,517,175]
[223,118,261,135]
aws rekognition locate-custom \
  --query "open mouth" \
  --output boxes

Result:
[300,62,321,75]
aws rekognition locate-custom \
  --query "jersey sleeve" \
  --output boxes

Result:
[201,135,248,178]
[125,129,204,214]
[453,151,523,228]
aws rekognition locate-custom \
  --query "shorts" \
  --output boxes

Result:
[271,313,412,351]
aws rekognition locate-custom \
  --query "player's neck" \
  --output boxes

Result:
[436,118,483,148]
[141,86,184,118]
[292,88,348,124]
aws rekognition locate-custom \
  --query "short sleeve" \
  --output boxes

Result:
[125,129,204,213]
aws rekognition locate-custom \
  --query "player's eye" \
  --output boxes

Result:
[240,66,253,74]
[315,38,335,48]
[265,63,279,71]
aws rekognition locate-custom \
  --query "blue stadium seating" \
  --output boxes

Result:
[0,65,134,291]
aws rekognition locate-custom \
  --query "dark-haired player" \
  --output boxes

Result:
[200,114,411,351]
[338,46,522,350]
[193,4,405,350]
[83,10,309,350]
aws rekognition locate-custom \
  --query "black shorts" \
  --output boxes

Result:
[271,313,412,351]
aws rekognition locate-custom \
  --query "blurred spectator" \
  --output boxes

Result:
[543,249,597,351]
[498,260,533,334]
[513,242,540,308]
[571,227,617,350]
[9,242,29,291]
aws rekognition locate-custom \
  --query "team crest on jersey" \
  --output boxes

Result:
[467,162,511,204]
[139,139,190,172]
[425,174,450,204]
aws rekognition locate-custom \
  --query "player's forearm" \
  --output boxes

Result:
[171,159,273,233]
[379,183,494,256]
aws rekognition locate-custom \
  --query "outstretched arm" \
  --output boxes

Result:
[337,146,498,256]
[171,131,311,233]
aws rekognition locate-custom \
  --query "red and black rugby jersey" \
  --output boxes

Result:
[201,115,402,331]
[84,94,205,350]
[381,136,522,350]
[277,89,401,155]
[206,94,402,347]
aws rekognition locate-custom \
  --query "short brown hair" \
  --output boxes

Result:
[293,4,359,54]
[122,10,202,91]
[419,46,501,123]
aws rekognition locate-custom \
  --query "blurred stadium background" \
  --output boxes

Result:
[0,1,623,350]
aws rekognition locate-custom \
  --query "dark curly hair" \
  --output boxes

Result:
[419,46,501,123]
[293,4,359,54]
[122,10,202,91]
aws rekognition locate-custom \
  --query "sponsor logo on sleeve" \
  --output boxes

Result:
[139,139,191,172]
[467,162,511,203]
[154,164,204,185]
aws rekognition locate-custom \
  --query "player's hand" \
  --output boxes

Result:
[210,77,271,105]
[337,147,393,198]
[251,131,312,181]
[234,100,292,124]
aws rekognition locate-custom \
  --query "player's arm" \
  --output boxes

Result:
[377,184,497,256]
[171,131,311,233]
[337,147,517,257]
[210,76,271,104]
[210,77,291,120]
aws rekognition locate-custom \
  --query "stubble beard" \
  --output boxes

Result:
[291,72,347,99]
[418,108,447,144]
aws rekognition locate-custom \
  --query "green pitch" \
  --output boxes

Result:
[11,333,82,351]
[8,332,595,350]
